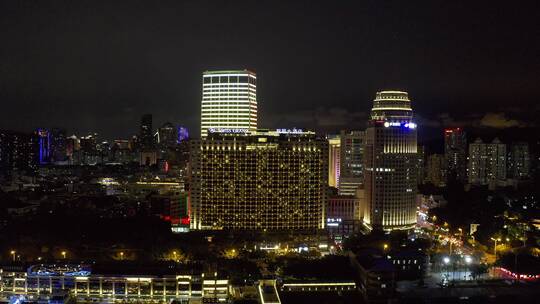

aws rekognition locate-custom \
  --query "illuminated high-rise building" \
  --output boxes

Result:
[338,130,365,196]
[508,142,530,179]
[189,129,327,230]
[177,126,189,143]
[36,128,51,164]
[200,70,257,137]
[444,128,467,182]
[363,91,418,231]
[468,138,506,186]
[0,130,36,170]
[327,135,341,188]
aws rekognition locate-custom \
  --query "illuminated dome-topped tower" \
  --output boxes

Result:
[370,90,413,121]
[363,90,418,231]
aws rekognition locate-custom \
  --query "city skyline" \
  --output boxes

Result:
[1,1,539,139]
[1,2,540,302]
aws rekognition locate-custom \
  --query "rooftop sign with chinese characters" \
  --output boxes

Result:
[276,128,304,134]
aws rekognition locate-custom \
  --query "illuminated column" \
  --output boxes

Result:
[201,70,257,137]
[163,278,166,301]
[328,136,341,188]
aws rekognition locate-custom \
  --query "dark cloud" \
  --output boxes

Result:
[264,107,367,133]
[415,111,535,130]
[479,112,525,128]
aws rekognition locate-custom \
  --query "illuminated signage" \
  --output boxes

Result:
[208,128,249,134]
[383,122,417,129]
[276,128,304,134]
[326,218,342,227]
[404,122,417,129]
[384,122,401,127]
[327,218,342,223]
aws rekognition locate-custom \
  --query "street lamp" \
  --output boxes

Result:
[10,250,16,262]
[443,256,451,281]
[443,256,451,264]
[383,244,389,251]
[491,238,501,259]
[173,251,178,262]
[61,251,67,259]
[464,255,473,281]
[120,252,124,260]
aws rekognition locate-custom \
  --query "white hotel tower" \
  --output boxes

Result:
[363,91,418,231]
[200,70,257,137]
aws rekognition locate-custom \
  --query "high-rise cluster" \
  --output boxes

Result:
[192,70,329,231]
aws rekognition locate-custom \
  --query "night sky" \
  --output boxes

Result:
[1,1,539,140]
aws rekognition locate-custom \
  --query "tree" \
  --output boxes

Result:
[471,264,488,280]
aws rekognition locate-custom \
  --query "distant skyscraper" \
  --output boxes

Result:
[0,130,36,170]
[140,114,154,149]
[177,126,189,143]
[157,122,177,147]
[444,128,467,182]
[189,129,327,230]
[468,138,506,186]
[338,130,365,196]
[50,128,67,162]
[426,154,446,187]
[508,142,530,179]
[200,70,257,137]
[327,135,341,188]
[36,128,51,164]
[77,133,100,165]
[363,91,418,231]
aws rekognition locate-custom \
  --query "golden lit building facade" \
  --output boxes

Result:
[327,135,341,188]
[189,129,327,230]
[200,70,257,138]
[363,91,418,231]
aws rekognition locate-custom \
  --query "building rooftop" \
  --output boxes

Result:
[203,69,256,75]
